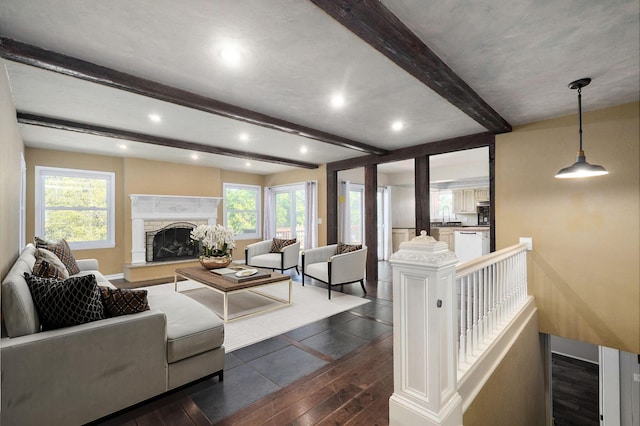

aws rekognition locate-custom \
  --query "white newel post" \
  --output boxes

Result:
[389,230,462,426]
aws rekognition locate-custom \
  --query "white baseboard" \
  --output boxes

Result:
[105,273,124,280]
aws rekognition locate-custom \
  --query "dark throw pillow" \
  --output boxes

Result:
[100,287,150,317]
[270,238,296,253]
[24,273,105,330]
[34,237,81,275]
[336,243,363,255]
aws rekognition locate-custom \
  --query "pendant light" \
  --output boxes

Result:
[555,78,609,179]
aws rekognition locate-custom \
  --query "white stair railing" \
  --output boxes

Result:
[456,243,528,374]
[389,235,532,425]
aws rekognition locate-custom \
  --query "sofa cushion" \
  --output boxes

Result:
[305,262,329,283]
[34,248,70,279]
[248,253,282,269]
[146,289,224,363]
[24,273,105,330]
[336,243,362,255]
[34,237,81,275]
[270,238,296,253]
[100,287,150,317]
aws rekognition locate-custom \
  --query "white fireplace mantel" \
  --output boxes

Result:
[129,194,222,264]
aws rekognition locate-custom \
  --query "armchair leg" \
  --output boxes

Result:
[328,284,331,300]
[360,279,367,295]
[301,273,305,286]
[295,266,299,275]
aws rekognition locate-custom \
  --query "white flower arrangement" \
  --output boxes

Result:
[190,224,236,258]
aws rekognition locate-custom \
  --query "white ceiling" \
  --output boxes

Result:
[1,0,638,174]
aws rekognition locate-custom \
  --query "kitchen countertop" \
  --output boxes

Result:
[454,227,490,232]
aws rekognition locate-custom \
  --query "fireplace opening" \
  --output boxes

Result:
[146,222,199,262]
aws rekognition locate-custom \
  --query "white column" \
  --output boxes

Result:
[389,231,462,426]
[131,218,146,264]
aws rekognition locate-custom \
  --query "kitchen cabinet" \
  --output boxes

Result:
[453,187,489,213]
[430,227,455,251]
[453,189,476,213]
[392,228,416,252]
[475,187,489,202]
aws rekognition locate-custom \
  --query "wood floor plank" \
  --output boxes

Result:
[157,402,194,425]
[217,334,393,425]
[179,397,213,426]
[318,372,394,426]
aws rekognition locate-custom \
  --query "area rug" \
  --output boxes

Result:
[142,280,370,352]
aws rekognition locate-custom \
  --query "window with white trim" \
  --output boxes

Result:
[223,183,261,240]
[35,166,115,250]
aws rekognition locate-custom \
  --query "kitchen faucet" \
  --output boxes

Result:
[441,206,450,225]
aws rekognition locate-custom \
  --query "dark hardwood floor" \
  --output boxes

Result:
[552,353,600,426]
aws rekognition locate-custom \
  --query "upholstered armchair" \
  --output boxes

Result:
[245,238,301,274]
[301,244,367,299]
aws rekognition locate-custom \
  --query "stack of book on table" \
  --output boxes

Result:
[211,265,271,283]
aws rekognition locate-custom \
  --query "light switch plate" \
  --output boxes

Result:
[519,237,533,251]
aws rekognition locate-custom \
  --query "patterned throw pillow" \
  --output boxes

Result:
[336,243,363,255]
[34,237,81,275]
[270,238,296,253]
[32,258,68,280]
[33,248,70,279]
[100,287,150,317]
[23,273,105,330]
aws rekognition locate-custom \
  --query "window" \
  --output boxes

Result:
[430,188,455,222]
[35,166,115,250]
[223,183,261,240]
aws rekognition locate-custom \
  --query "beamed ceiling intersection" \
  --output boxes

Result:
[0,0,511,168]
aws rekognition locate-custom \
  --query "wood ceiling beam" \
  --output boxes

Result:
[1,37,388,156]
[17,112,319,169]
[310,0,512,134]
[327,132,494,172]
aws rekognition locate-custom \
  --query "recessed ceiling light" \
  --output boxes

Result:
[191,153,199,160]
[148,113,162,123]
[245,161,251,167]
[300,146,308,154]
[391,120,404,132]
[220,48,242,66]
[239,133,249,142]
[118,144,127,150]
[330,94,345,109]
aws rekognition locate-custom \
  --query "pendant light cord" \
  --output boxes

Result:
[577,87,583,153]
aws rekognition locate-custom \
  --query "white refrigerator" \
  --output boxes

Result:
[454,230,490,263]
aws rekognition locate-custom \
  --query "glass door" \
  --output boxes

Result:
[348,184,364,244]
[274,186,306,248]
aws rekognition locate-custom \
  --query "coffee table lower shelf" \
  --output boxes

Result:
[174,267,292,322]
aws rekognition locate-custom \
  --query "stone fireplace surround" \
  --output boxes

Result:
[130,194,222,265]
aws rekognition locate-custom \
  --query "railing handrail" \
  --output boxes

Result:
[455,242,527,278]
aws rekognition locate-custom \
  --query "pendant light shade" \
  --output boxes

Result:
[555,78,609,179]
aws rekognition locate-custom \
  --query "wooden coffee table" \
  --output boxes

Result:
[174,266,292,322]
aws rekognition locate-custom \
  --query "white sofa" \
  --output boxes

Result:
[301,244,368,299]
[1,244,225,425]
[245,239,301,274]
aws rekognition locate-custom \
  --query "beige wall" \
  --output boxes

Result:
[25,149,126,275]
[463,312,546,426]
[496,102,640,353]
[123,157,224,265]
[264,164,327,247]
[0,59,25,279]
